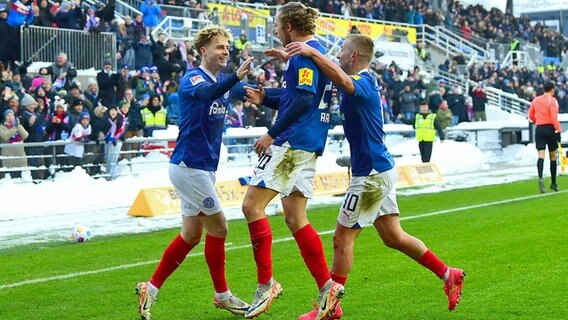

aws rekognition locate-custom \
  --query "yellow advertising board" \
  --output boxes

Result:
[317,17,417,44]
[128,163,441,217]
[207,3,270,28]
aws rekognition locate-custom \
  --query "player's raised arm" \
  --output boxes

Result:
[192,57,253,101]
[286,42,355,95]
[264,48,290,62]
[245,85,282,110]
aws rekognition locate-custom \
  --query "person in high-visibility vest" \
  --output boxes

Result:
[140,93,169,137]
[400,100,445,162]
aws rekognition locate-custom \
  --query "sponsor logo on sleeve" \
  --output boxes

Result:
[351,75,361,80]
[299,68,314,86]
[190,75,205,86]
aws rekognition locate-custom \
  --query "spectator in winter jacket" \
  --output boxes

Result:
[0,108,29,178]
[39,52,78,91]
[99,105,124,179]
[140,93,168,137]
[84,78,100,109]
[45,97,71,142]
[6,0,34,64]
[64,111,91,169]
[55,0,79,30]
[140,0,161,29]
[133,35,153,70]
[97,60,118,107]
[20,93,48,179]
[446,86,467,126]
[470,84,488,121]
[436,100,453,132]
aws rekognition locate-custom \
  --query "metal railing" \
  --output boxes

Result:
[115,0,142,18]
[500,50,538,70]
[150,16,212,41]
[0,129,350,182]
[419,25,491,62]
[20,26,117,70]
[484,86,531,117]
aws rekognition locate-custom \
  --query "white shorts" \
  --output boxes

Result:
[337,168,400,229]
[169,164,223,216]
[249,144,317,198]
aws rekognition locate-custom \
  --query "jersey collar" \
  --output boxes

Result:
[199,65,217,83]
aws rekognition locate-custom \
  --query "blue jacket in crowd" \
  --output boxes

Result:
[140,1,161,28]
[7,1,35,28]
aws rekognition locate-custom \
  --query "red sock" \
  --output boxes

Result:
[248,218,273,284]
[331,273,348,286]
[293,224,331,289]
[150,234,196,288]
[419,249,449,279]
[205,234,229,293]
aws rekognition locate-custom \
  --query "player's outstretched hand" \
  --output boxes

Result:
[237,57,254,79]
[285,42,316,57]
[265,48,289,61]
[245,84,265,105]
[254,133,275,156]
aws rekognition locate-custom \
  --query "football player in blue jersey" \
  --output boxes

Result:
[286,35,465,319]
[239,2,344,320]
[135,25,254,320]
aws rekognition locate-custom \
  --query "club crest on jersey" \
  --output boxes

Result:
[224,91,230,99]
[190,75,205,85]
[299,68,313,86]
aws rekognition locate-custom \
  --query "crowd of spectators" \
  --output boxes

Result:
[1,0,568,181]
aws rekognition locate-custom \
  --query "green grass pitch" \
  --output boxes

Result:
[0,177,566,319]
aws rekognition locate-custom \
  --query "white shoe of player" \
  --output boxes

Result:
[214,294,251,316]
[244,279,283,318]
[315,281,345,320]
[135,282,156,320]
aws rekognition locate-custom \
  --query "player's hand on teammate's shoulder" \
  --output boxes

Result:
[285,42,315,58]
[265,48,289,62]
[237,57,254,79]
[245,84,265,105]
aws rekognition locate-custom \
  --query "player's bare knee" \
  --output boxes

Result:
[380,232,404,249]
[180,233,201,247]
[242,200,262,220]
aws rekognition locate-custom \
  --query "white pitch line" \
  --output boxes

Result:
[1,190,565,290]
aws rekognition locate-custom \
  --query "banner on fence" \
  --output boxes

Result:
[317,17,417,44]
[128,163,442,217]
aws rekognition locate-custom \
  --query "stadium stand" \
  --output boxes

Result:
[0,0,567,181]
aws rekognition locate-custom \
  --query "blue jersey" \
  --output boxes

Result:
[340,70,395,176]
[274,39,332,156]
[170,66,246,171]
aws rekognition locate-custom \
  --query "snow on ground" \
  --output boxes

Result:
[0,135,558,249]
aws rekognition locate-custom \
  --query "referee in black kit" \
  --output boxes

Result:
[528,82,562,193]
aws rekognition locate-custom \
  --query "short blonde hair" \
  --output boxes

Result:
[193,25,233,56]
[345,34,374,64]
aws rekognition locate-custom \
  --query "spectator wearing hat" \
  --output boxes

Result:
[115,65,134,102]
[39,52,77,91]
[45,97,71,143]
[140,93,169,137]
[20,93,48,179]
[97,60,119,107]
[135,66,153,99]
[55,0,82,30]
[134,34,153,70]
[84,77,100,109]
[66,82,94,112]
[68,98,86,125]
[1,84,19,115]
[0,7,8,67]
[6,0,34,65]
[0,108,29,178]
[140,0,161,30]
[125,92,146,140]
[64,110,92,170]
